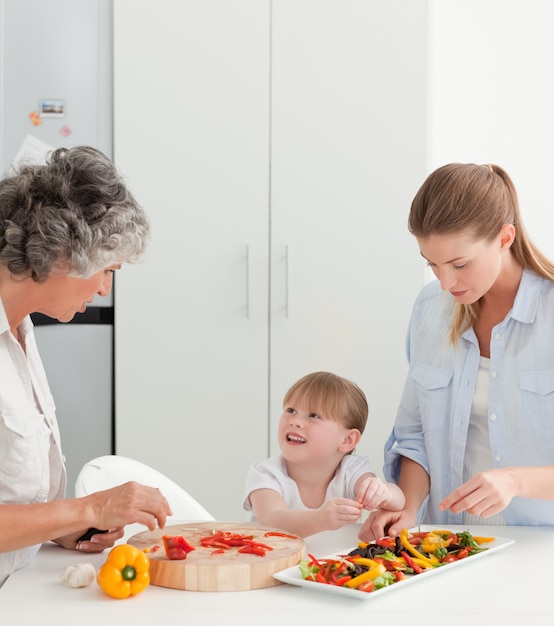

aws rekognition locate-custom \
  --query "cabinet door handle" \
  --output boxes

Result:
[246,244,251,319]
[286,244,291,319]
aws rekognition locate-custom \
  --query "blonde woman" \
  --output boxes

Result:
[361,163,554,542]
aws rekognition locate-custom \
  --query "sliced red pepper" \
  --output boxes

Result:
[358,580,375,592]
[211,549,226,555]
[375,537,395,549]
[332,575,352,586]
[373,557,404,572]
[264,531,298,539]
[162,534,196,560]
[401,550,424,574]
[201,538,232,549]
[242,539,273,551]
[329,562,345,578]
[313,572,329,584]
[238,545,267,556]
[323,562,334,580]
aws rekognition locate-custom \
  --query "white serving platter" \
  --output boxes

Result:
[273,528,515,601]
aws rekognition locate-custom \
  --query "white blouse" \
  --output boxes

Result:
[0,299,66,586]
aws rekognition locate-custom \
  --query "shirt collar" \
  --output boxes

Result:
[0,296,9,335]
[510,268,543,323]
[0,294,33,337]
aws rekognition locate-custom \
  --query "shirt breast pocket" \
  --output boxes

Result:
[412,363,453,433]
[520,370,554,440]
[0,412,50,501]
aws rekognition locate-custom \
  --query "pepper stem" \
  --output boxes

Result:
[121,566,137,581]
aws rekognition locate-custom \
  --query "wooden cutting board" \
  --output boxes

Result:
[127,521,306,591]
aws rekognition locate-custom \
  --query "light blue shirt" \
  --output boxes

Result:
[384,269,554,526]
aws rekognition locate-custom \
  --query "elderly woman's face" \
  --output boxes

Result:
[37,265,120,323]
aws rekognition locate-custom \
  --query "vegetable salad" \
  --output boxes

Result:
[299,528,494,593]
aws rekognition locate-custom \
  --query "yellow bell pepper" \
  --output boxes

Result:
[97,544,151,599]
[344,562,386,589]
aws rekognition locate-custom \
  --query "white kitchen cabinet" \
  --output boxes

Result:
[113,0,427,520]
[268,0,428,458]
[113,0,271,520]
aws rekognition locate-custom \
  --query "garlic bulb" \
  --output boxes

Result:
[61,562,96,588]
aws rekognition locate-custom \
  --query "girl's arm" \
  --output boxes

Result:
[358,457,429,541]
[354,472,405,511]
[249,488,363,538]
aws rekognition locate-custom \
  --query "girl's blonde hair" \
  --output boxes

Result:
[283,371,368,434]
[408,163,554,342]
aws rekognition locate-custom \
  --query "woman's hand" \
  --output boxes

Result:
[53,528,124,552]
[85,481,173,532]
[357,507,416,542]
[439,468,517,518]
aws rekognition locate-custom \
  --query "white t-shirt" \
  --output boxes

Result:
[0,299,66,586]
[243,454,372,522]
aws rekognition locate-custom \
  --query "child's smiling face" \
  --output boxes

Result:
[277,402,354,464]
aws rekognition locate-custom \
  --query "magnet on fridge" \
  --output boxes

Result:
[28,111,42,126]
[39,99,65,118]
[59,125,72,137]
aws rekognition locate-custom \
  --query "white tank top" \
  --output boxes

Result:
[462,356,506,526]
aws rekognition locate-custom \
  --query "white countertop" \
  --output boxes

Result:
[0,522,549,625]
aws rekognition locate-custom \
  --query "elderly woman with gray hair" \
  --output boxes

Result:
[0,146,171,586]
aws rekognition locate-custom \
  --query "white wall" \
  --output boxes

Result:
[429,0,554,260]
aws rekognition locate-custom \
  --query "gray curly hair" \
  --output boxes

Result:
[0,145,150,282]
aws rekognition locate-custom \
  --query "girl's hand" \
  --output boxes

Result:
[355,476,389,510]
[321,497,363,530]
[357,508,416,543]
[439,468,516,518]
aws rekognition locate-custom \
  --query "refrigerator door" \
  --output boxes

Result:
[0,0,115,496]
[32,322,113,497]
[0,0,113,171]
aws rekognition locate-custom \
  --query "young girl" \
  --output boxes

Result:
[361,163,554,542]
[243,371,405,537]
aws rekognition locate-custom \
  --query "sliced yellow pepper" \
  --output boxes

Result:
[471,536,495,544]
[97,544,150,599]
[400,529,439,566]
[407,556,435,569]
[349,557,377,568]
[344,562,386,589]
[421,533,452,555]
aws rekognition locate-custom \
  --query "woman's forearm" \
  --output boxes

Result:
[397,457,430,516]
[0,498,92,552]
